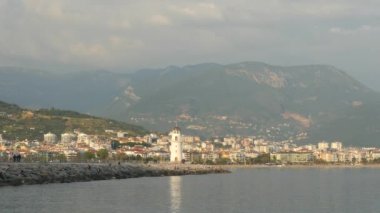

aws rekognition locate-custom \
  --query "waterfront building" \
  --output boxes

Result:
[63,150,78,161]
[271,151,313,163]
[169,127,183,163]
[201,152,219,161]
[371,150,380,160]
[44,132,57,144]
[245,151,260,159]
[345,151,362,163]
[254,144,269,153]
[183,151,202,162]
[230,151,245,163]
[318,151,339,162]
[219,151,230,159]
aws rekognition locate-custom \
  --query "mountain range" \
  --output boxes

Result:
[1,62,380,146]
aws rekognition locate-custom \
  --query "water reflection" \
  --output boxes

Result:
[169,176,182,213]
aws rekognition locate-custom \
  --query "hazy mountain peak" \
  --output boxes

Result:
[0,62,380,145]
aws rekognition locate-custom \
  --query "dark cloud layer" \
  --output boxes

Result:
[0,0,379,89]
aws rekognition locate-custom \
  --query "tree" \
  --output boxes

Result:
[115,152,127,161]
[192,159,204,164]
[205,159,214,165]
[84,151,95,160]
[361,158,368,164]
[314,159,328,165]
[373,158,380,164]
[253,154,271,164]
[57,154,67,163]
[111,140,120,150]
[97,149,109,160]
[215,158,230,165]
[352,157,357,165]
[136,155,142,161]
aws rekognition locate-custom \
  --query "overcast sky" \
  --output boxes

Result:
[0,0,379,89]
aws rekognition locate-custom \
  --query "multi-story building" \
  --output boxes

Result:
[61,133,76,144]
[271,151,313,163]
[254,144,269,153]
[318,151,339,162]
[77,133,89,144]
[371,150,380,160]
[44,132,57,144]
[331,142,343,151]
[318,141,329,150]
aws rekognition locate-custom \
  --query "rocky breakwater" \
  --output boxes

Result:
[0,163,229,187]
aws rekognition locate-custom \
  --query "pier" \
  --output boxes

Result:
[0,163,230,187]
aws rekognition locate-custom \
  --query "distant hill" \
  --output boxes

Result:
[1,62,380,146]
[0,100,147,141]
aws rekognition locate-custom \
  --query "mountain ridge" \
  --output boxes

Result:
[1,62,379,146]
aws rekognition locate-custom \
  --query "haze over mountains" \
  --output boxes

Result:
[1,62,380,146]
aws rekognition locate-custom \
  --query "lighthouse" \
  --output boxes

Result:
[169,126,183,163]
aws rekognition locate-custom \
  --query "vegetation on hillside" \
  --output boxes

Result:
[0,102,147,141]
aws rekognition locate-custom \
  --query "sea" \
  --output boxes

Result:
[1,168,380,213]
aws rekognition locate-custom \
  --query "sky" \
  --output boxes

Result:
[0,0,379,89]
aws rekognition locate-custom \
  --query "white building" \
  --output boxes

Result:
[304,144,317,151]
[318,141,329,150]
[117,132,128,138]
[169,127,183,163]
[254,144,269,153]
[331,142,343,151]
[77,133,89,144]
[44,132,57,144]
[147,133,158,143]
[61,133,76,144]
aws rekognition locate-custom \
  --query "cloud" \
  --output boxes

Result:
[329,25,378,35]
[149,14,171,26]
[69,43,107,57]
[0,0,379,86]
[169,2,224,21]
[108,19,132,30]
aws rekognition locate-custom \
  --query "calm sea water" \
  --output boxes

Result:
[1,168,380,213]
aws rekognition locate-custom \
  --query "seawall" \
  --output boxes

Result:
[0,163,229,187]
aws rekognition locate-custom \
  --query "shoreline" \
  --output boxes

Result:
[0,163,229,187]
[217,164,380,169]
[2,162,379,187]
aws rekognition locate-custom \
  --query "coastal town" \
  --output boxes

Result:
[1,126,380,165]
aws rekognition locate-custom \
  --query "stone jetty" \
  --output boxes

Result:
[0,163,230,187]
